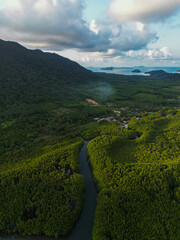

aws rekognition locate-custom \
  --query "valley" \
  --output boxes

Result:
[0,40,180,239]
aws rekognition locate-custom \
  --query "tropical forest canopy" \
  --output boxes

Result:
[0,39,180,239]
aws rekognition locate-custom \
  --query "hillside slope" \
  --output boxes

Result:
[0,40,98,237]
[87,109,180,240]
[0,39,93,106]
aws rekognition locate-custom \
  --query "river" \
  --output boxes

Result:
[68,141,97,240]
[0,141,97,240]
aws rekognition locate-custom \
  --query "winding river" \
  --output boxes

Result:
[0,141,97,240]
[68,141,97,240]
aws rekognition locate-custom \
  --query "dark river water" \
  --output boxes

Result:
[0,141,97,240]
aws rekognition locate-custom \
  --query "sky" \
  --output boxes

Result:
[0,0,180,67]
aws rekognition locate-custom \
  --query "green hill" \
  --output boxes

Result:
[0,39,94,107]
[87,109,180,240]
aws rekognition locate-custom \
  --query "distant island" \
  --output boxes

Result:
[101,67,114,70]
[100,67,132,70]
[115,67,132,69]
[176,70,180,72]
[145,70,168,76]
[132,69,141,73]
[134,66,145,68]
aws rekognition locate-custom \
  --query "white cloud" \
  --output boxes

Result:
[136,22,144,32]
[110,23,157,52]
[33,0,55,15]
[56,46,177,67]
[147,47,173,60]
[87,19,157,55]
[124,47,173,61]
[0,0,157,54]
[0,0,94,49]
[90,20,100,34]
[109,0,180,23]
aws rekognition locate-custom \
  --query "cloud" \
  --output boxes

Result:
[0,0,157,55]
[0,0,96,49]
[87,19,157,55]
[147,47,173,60]
[110,23,158,52]
[109,0,180,23]
[125,47,174,61]
[58,46,177,67]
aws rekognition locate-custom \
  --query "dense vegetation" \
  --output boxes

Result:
[0,139,85,237]
[87,109,180,240]
[83,72,180,110]
[1,39,180,238]
[0,40,113,237]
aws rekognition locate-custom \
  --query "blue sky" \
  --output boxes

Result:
[83,0,111,21]
[0,0,180,67]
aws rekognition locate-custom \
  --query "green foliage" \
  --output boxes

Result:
[75,123,101,140]
[0,139,84,237]
[99,124,137,139]
[93,165,180,240]
[88,110,180,240]
[1,39,180,238]
[95,72,180,110]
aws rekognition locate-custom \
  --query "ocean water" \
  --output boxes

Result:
[87,66,180,76]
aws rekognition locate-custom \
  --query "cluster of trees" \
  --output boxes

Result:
[0,101,111,164]
[87,110,180,240]
[99,72,180,110]
[0,139,84,237]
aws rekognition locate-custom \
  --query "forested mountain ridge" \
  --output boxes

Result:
[0,39,94,106]
[0,39,90,75]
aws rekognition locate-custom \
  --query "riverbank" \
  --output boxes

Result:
[0,141,97,240]
[69,141,97,240]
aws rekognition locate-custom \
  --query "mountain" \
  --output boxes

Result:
[132,69,141,73]
[0,39,93,106]
[145,70,168,76]
[101,67,114,70]
[0,39,90,75]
